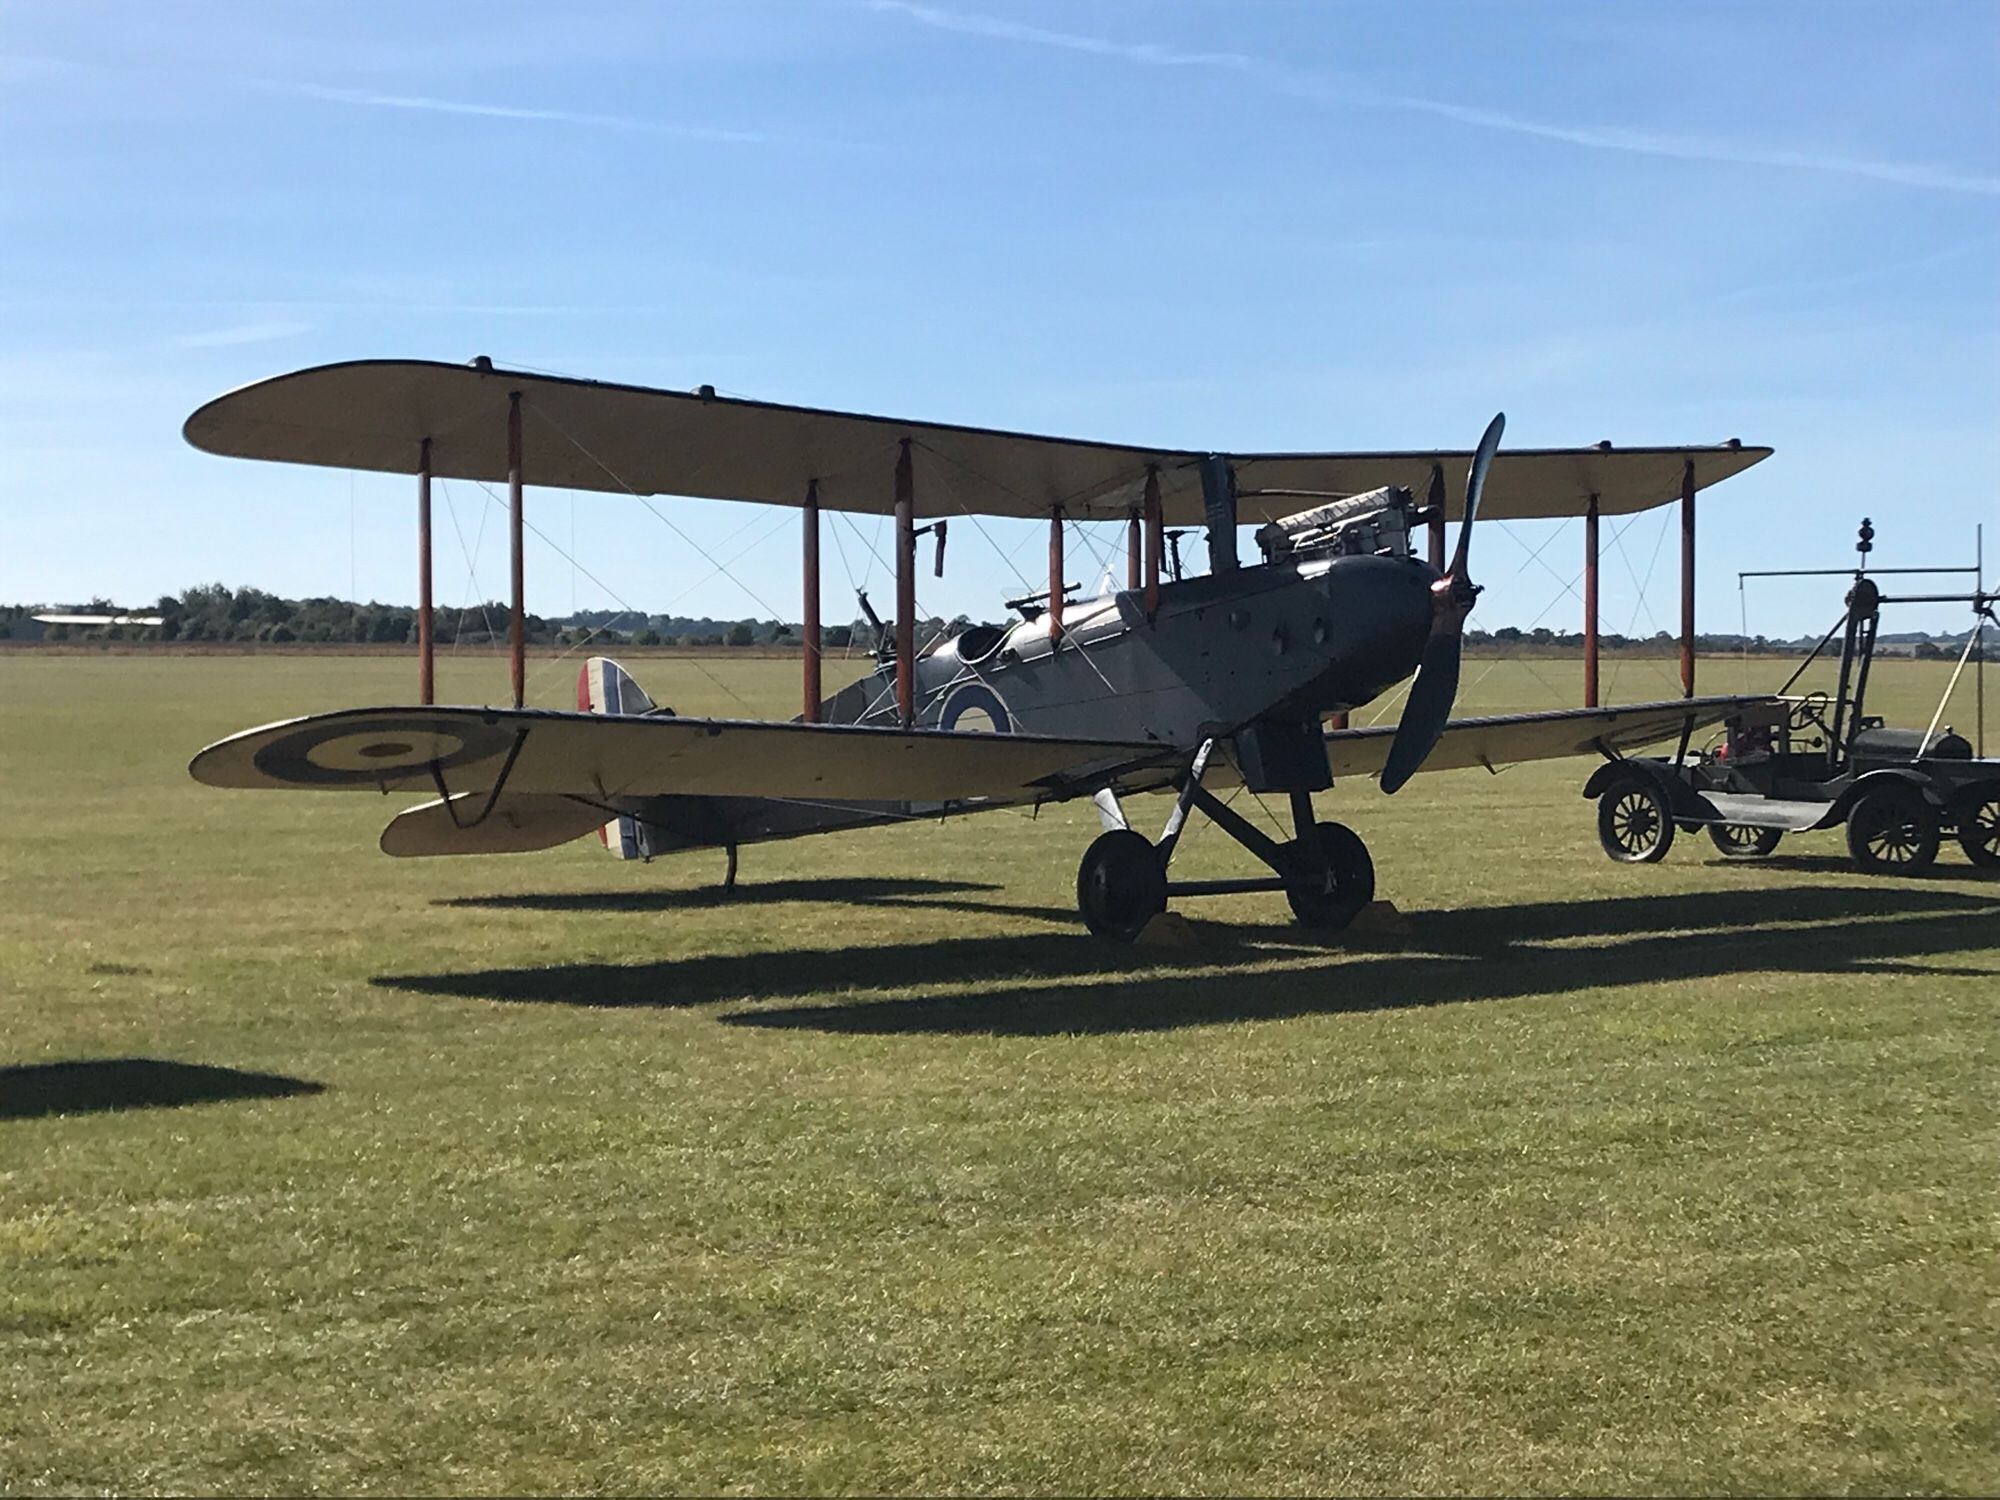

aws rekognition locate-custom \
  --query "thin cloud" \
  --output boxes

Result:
[266,81,770,145]
[174,320,312,349]
[867,0,2000,197]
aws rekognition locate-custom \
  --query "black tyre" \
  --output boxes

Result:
[1845,785,1940,874]
[1598,776,1675,863]
[1282,820,1375,930]
[1707,823,1782,858]
[1076,829,1168,940]
[1954,790,2000,870]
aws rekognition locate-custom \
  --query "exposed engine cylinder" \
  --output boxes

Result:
[1255,486,1416,564]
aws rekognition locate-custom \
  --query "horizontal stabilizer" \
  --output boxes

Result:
[380,793,609,857]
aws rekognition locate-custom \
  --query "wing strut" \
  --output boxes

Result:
[507,389,526,710]
[894,439,915,727]
[429,727,532,829]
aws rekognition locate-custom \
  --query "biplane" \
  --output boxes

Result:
[185,359,1773,938]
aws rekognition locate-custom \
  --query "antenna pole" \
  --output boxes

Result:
[1978,523,1986,758]
[894,440,915,728]
[507,392,525,710]
[1679,460,1696,698]
[802,479,821,722]
[417,437,435,705]
[1583,493,1600,708]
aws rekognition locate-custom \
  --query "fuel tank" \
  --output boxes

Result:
[1849,724,1972,765]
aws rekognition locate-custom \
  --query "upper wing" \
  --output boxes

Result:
[184,359,1770,524]
[190,706,1175,804]
[1327,695,1770,780]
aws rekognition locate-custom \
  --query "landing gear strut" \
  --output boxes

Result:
[1075,739,1375,940]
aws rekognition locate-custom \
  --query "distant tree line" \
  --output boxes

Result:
[1,588,1985,658]
[0,586,999,652]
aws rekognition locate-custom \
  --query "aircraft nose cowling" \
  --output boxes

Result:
[1310,555,1439,705]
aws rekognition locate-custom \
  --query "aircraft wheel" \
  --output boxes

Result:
[1707,823,1782,858]
[1076,830,1167,941]
[1283,820,1375,930]
[1845,785,1939,874]
[1598,775,1675,863]
[1952,790,2000,869]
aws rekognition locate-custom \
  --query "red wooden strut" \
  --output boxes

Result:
[1679,459,1696,698]
[1048,507,1064,644]
[802,479,821,722]
[507,392,525,710]
[1583,493,1600,708]
[1126,509,1141,591]
[894,440,915,727]
[417,436,434,706]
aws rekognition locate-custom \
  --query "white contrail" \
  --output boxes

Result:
[867,0,2000,197]
[174,320,312,349]
[266,82,770,145]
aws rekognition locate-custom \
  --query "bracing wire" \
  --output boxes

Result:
[437,477,496,653]
[462,477,752,711]
[520,398,788,621]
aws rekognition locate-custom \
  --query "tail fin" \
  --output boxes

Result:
[577,657,660,860]
[577,655,656,717]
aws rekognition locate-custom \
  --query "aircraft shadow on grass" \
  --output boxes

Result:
[434,876,1049,921]
[377,883,2000,1038]
[0,1058,324,1121]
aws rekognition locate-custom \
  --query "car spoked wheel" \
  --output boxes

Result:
[1076,829,1168,940]
[1956,792,2000,870]
[1598,776,1675,863]
[1845,785,1940,874]
[1707,823,1782,858]
[1282,819,1375,930]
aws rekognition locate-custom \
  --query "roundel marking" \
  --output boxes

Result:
[940,683,1012,734]
[252,715,516,786]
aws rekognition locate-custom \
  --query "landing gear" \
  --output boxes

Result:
[1073,741,1378,940]
[1077,829,1167,940]
[1282,819,1375,928]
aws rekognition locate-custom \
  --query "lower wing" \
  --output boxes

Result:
[1327,694,1772,779]
[191,705,1177,805]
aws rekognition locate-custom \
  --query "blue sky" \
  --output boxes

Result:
[3,0,1996,657]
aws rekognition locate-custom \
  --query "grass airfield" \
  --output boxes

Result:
[2,650,1995,1495]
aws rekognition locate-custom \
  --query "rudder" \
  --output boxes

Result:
[577,656,661,859]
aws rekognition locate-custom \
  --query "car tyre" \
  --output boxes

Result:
[1845,784,1940,875]
[1598,775,1675,863]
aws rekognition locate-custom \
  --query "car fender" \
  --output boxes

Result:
[1826,767,1946,824]
[1582,759,1711,822]
[1943,776,2000,826]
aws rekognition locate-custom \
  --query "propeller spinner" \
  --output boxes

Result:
[1378,412,1505,794]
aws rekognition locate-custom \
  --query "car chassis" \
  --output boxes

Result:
[1584,520,1999,875]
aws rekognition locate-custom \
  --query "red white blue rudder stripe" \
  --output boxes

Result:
[577,656,657,860]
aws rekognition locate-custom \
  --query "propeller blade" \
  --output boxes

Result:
[1379,625,1463,794]
[1449,411,1505,583]
[1378,412,1504,794]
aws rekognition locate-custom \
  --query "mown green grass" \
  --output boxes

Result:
[2,651,1995,1495]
